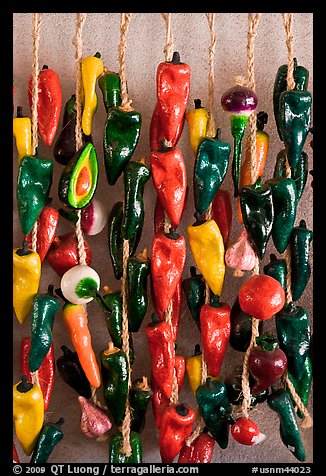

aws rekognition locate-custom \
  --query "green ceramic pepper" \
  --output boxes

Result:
[29,284,60,372]
[273,58,309,141]
[193,128,231,215]
[108,201,141,280]
[290,220,313,302]
[273,149,308,203]
[288,355,312,419]
[276,302,310,381]
[109,431,142,463]
[182,266,206,330]
[103,104,142,185]
[196,378,233,449]
[229,297,263,352]
[130,377,153,433]
[17,154,53,236]
[265,177,297,254]
[126,250,150,332]
[267,389,306,462]
[100,342,129,426]
[240,177,274,259]
[122,158,151,241]
[225,365,269,407]
[30,418,64,463]
[98,70,121,112]
[263,254,287,292]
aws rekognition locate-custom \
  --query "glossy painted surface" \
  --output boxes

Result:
[81,53,104,136]
[221,85,258,114]
[30,419,64,463]
[290,220,313,301]
[127,252,150,332]
[178,431,215,463]
[210,189,233,246]
[61,264,100,305]
[81,199,107,236]
[56,345,92,399]
[46,232,92,277]
[78,396,112,438]
[129,377,153,434]
[288,355,312,419]
[231,417,265,446]
[13,113,33,164]
[229,297,263,352]
[263,254,287,292]
[185,99,209,154]
[273,149,308,203]
[225,228,257,276]
[26,205,59,262]
[182,267,206,330]
[109,431,142,463]
[98,70,121,112]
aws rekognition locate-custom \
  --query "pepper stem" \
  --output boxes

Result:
[190,266,197,277]
[214,128,222,141]
[165,227,179,240]
[94,52,101,58]
[299,220,307,228]
[16,106,23,118]
[193,212,206,227]
[257,111,268,131]
[209,294,221,308]
[55,418,65,427]
[42,65,49,70]
[16,240,32,256]
[256,333,279,352]
[194,344,201,355]
[176,402,189,416]
[148,313,161,327]
[194,99,202,109]
[171,51,181,64]
[103,342,118,355]
[159,139,173,153]
[47,284,54,296]
[17,376,33,393]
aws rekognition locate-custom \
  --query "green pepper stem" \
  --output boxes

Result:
[209,294,221,308]
[94,52,101,58]
[17,375,33,393]
[299,220,307,228]
[232,134,242,198]
[42,65,49,70]
[256,334,279,352]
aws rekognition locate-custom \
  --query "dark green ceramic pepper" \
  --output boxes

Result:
[122,158,151,241]
[29,284,60,372]
[56,345,92,399]
[98,70,121,112]
[182,266,206,330]
[17,154,53,236]
[130,377,153,433]
[109,431,142,463]
[240,177,274,259]
[196,378,233,449]
[276,302,310,381]
[30,418,64,463]
[289,355,312,420]
[193,128,231,215]
[100,343,129,426]
[266,177,297,254]
[273,149,308,203]
[103,104,142,185]
[273,58,309,141]
[290,220,313,302]
[127,250,150,332]
[263,254,287,292]
[229,297,263,352]
[267,389,306,462]
[225,365,269,407]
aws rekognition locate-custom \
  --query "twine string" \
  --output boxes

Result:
[118,13,132,106]
[161,13,173,62]
[281,14,296,91]
[205,13,217,138]
[240,318,260,418]
[283,372,312,428]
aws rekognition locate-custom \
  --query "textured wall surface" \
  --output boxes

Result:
[13,13,313,464]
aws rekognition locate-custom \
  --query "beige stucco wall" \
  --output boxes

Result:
[13,13,313,464]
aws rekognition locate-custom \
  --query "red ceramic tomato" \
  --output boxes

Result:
[231,417,265,446]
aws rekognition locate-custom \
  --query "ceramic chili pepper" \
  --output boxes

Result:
[30,418,64,463]
[273,149,308,204]
[224,365,269,407]
[100,342,129,425]
[263,253,287,292]
[196,378,233,449]
[13,376,44,455]
[21,338,55,411]
[265,176,297,254]
[13,442,20,463]
[62,302,101,389]
[239,274,285,321]
[78,396,112,438]
[276,302,310,381]
[221,85,258,197]
[159,403,196,463]
[28,64,62,146]
[186,344,203,395]
[28,284,60,372]
[273,58,309,141]
[56,345,92,399]
[288,355,312,419]
[178,428,215,463]
[81,52,104,136]
[61,264,100,305]
[151,228,186,318]
[146,313,175,400]
[109,431,142,463]
[126,250,150,332]
[186,98,209,154]
[150,51,190,150]
[53,94,92,166]
[182,267,206,330]
[46,232,92,277]
[26,200,59,262]
[98,67,122,112]
[13,241,41,325]
[13,106,32,164]
[150,144,187,227]
[210,188,233,247]
[231,417,265,446]
[58,142,98,209]
[17,154,53,237]
[153,187,189,233]
[248,333,288,394]
[187,216,225,296]
[104,102,142,185]
[240,177,274,259]
[229,297,263,353]
[154,281,182,342]
[194,128,231,215]
[290,219,313,301]
[267,389,306,462]
[225,228,257,277]
[130,377,153,433]
[122,158,151,241]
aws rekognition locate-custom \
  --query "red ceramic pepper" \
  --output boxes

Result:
[151,228,186,318]
[150,145,187,227]
[210,189,233,247]
[178,430,215,463]
[154,189,188,234]
[159,403,196,463]
[20,337,55,411]
[150,51,191,150]
[200,295,231,377]
[13,442,20,463]
[46,232,92,277]
[26,202,59,262]
[239,274,285,321]
[28,65,62,146]
[231,417,266,446]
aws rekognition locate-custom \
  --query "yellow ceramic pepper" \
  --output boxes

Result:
[13,241,41,324]
[13,376,44,455]
[186,99,209,154]
[13,106,33,164]
[187,217,225,296]
[186,345,218,395]
[81,52,104,136]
